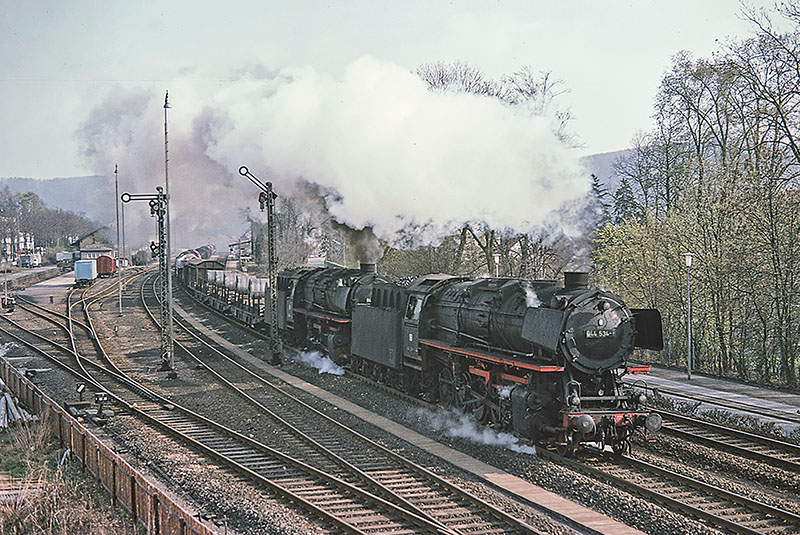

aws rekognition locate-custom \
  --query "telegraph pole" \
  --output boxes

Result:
[115,164,122,316]
[163,91,176,375]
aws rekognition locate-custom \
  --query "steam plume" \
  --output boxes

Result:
[294,350,344,375]
[77,56,589,251]
[411,407,536,454]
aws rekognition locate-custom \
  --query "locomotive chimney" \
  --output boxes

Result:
[359,262,377,274]
[564,271,589,290]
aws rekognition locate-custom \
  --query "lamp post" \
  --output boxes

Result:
[684,252,694,380]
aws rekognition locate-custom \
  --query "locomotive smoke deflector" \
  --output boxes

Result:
[631,308,665,350]
[521,307,565,352]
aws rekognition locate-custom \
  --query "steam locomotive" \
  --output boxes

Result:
[179,261,664,454]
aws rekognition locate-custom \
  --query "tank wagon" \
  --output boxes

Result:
[179,260,663,454]
[206,269,269,328]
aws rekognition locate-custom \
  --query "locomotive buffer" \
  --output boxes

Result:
[239,165,282,365]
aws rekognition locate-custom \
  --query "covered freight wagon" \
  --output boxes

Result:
[74,260,97,287]
[96,255,117,277]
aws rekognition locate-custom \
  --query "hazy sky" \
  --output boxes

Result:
[0,1,785,180]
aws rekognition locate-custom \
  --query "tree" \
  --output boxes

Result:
[592,4,800,386]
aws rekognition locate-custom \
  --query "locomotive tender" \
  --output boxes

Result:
[179,260,664,454]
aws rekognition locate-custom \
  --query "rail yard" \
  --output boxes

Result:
[0,266,795,535]
[4,6,800,535]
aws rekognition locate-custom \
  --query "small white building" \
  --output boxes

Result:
[80,244,114,260]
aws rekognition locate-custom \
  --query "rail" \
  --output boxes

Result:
[0,357,217,535]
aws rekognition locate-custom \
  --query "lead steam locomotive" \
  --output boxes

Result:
[179,260,664,454]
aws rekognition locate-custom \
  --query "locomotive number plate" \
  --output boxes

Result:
[585,329,615,338]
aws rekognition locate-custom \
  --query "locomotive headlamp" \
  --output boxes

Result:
[638,393,648,405]
[601,301,610,311]
[568,394,581,407]
[573,414,596,434]
[645,413,662,432]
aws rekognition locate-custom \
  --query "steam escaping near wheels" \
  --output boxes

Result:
[294,350,344,376]
[412,407,537,455]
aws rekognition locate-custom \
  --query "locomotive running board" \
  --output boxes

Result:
[419,339,563,373]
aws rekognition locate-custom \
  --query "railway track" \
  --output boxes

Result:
[626,380,800,428]
[657,410,800,473]
[540,447,800,534]
[142,273,545,534]
[4,276,512,534]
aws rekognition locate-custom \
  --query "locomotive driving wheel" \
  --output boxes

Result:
[452,372,471,413]
[438,368,456,407]
[556,430,578,457]
[466,377,492,423]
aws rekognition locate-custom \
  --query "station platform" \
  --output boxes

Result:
[17,272,75,306]
[627,364,800,432]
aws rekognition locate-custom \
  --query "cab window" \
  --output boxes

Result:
[405,295,422,320]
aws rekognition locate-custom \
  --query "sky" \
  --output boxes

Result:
[0,1,790,251]
[0,1,783,180]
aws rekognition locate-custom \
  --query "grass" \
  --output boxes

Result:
[0,418,145,535]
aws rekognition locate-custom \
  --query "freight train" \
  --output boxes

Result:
[178,260,664,455]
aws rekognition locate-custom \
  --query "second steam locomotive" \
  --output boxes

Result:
[179,260,664,454]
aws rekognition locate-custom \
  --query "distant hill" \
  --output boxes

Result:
[580,149,628,193]
[0,175,113,222]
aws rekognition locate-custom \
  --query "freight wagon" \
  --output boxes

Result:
[74,260,97,287]
[96,255,117,277]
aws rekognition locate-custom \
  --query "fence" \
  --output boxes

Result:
[0,358,218,535]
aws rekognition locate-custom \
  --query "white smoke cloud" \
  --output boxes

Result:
[293,350,344,375]
[524,284,541,307]
[411,407,536,455]
[77,56,589,250]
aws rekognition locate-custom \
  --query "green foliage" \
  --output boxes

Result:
[594,5,800,387]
